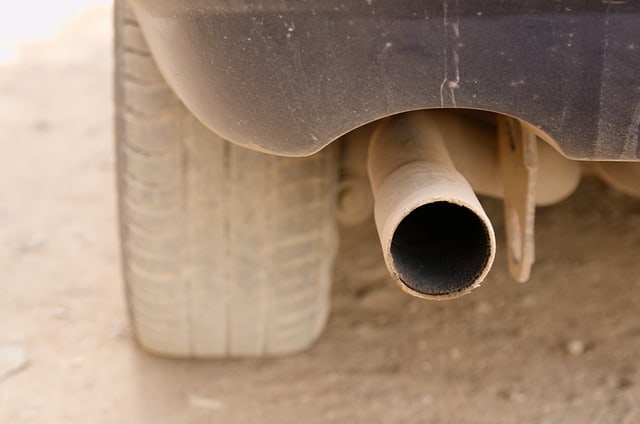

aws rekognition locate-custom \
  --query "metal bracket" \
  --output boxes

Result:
[498,117,538,282]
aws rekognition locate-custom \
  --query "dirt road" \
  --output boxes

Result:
[1,6,639,423]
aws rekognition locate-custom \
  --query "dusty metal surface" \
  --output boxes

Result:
[498,117,538,283]
[367,111,495,298]
[399,111,580,206]
[592,162,640,199]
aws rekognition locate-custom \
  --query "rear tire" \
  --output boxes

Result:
[115,0,339,357]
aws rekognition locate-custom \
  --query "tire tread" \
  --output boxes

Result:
[115,0,337,357]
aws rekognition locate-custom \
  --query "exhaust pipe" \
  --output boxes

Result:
[367,111,496,299]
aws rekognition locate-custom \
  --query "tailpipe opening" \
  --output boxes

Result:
[368,111,496,299]
[391,201,494,297]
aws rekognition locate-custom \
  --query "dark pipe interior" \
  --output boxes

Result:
[390,201,492,296]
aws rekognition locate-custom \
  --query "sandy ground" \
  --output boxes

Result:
[1,5,639,423]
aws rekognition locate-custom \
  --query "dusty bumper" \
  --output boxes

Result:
[129,0,640,159]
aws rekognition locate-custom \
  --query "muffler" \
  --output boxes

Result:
[368,111,496,299]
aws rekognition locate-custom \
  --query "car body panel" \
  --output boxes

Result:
[129,0,640,159]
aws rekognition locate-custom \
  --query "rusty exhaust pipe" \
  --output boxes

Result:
[367,111,496,299]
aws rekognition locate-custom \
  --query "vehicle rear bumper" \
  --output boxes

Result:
[129,0,640,159]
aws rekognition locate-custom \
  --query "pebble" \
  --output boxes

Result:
[52,306,68,319]
[565,339,586,356]
[33,119,50,132]
[109,323,129,339]
[474,301,493,315]
[21,234,44,252]
[420,394,434,405]
[186,392,224,410]
[508,390,527,403]
[0,343,29,380]
[62,355,85,369]
[500,389,527,403]
[359,289,390,309]
[448,347,461,360]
